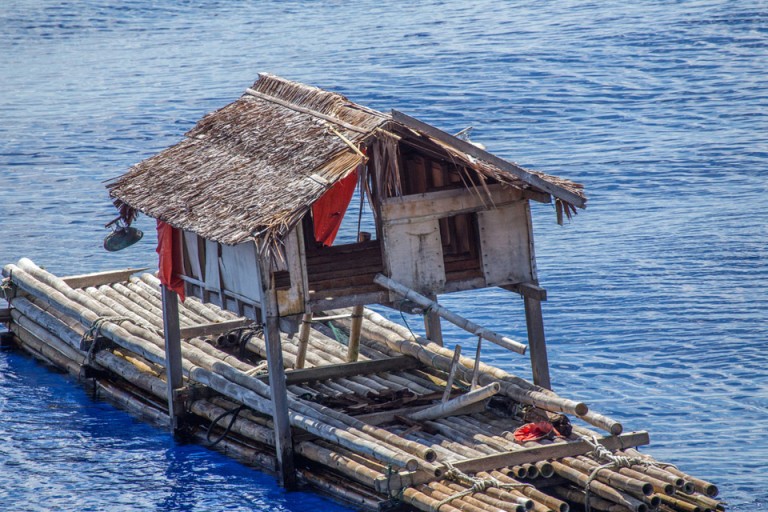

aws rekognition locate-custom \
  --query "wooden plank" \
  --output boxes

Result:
[423,293,443,346]
[62,268,148,289]
[376,431,650,491]
[524,296,551,389]
[257,356,421,385]
[382,218,445,297]
[277,225,309,316]
[391,110,586,209]
[259,252,296,489]
[182,230,203,280]
[477,201,535,286]
[179,318,253,339]
[380,183,523,225]
[309,290,389,313]
[501,283,547,301]
[219,241,261,302]
[161,285,184,432]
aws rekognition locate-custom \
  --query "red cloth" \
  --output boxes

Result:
[513,421,556,443]
[312,169,358,246]
[156,220,185,301]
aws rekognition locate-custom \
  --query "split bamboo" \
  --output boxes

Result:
[408,383,499,421]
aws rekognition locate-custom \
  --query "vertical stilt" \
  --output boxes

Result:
[523,296,551,390]
[161,285,184,431]
[295,312,312,369]
[423,293,443,346]
[347,305,364,362]
[259,257,296,489]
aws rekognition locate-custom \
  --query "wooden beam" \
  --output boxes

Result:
[375,431,650,491]
[502,283,547,301]
[0,307,11,323]
[259,254,296,489]
[308,290,389,313]
[380,184,524,225]
[524,296,551,389]
[62,267,149,289]
[391,110,586,209]
[257,356,421,386]
[161,285,184,432]
[423,293,443,346]
[179,318,253,339]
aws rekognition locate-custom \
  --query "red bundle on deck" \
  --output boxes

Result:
[312,169,359,247]
[156,220,185,301]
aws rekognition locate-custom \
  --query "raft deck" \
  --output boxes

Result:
[1,259,724,512]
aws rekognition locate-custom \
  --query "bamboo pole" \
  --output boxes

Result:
[550,461,648,512]
[347,305,364,362]
[295,312,312,369]
[5,261,426,472]
[374,274,527,354]
[559,457,653,497]
[488,470,570,512]
[550,486,632,512]
[408,383,499,422]
[348,308,588,417]
[10,322,82,376]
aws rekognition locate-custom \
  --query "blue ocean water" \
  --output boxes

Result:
[1,0,766,510]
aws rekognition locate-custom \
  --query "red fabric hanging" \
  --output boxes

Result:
[312,169,359,246]
[156,220,185,301]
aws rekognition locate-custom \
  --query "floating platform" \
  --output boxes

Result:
[1,259,724,512]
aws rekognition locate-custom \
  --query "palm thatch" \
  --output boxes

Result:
[107,74,586,250]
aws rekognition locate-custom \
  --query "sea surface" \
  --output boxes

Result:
[1,1,766,510]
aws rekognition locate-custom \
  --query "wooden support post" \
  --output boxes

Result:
[423,293,443,346]
[295,312,312,369]
[260,256,296,489]
[161,285,184,431]
[346,305,364,362]
[523,296,551,390]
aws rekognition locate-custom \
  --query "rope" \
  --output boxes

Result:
[581,435,666,512]
[206,404,245,447]
[398,298,418,340]
[431,462,532,511]
[216,324,263,358]
[0,276,14,301]
[328,321,349,346]
[81,316,136,361]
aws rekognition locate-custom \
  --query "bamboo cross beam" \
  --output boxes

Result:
[374,431,650,492]
[373,274,528,355]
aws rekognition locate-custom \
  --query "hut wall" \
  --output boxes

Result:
[181,234,262,318]
[477,200,537,286]
[379,184,536,298]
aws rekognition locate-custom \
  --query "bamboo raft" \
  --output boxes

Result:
[1,258,724,512]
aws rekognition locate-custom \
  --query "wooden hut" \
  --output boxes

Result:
[105,74,587,486]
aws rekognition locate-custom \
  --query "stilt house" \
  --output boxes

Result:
[106,74,586,485]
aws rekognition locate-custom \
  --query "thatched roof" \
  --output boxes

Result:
[107,74,586,249]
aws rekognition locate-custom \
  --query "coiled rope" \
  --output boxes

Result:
[206,404,246,447]
[430,462,532,511]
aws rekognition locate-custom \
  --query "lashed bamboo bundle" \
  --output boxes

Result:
[1,259,726,512]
